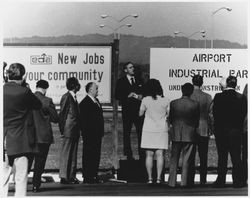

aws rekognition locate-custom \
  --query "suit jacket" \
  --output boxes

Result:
[33,91,59,144]
[169,96,200,142]
[79,95,104,139]
[190,88,212,137]
[213,89,247,132]
[59,91,80,139]
[4,82,42,156]
[115,75,143,115]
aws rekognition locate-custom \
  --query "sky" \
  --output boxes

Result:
[1,0,248,45]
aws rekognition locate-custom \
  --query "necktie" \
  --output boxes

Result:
[74,95,78,103]
[95,98,101,107]
[131,77,135,85]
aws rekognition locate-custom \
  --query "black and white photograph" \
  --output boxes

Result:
[2,0,248,196]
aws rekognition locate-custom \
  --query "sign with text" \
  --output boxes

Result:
[150,48,248,101]
[3,45,112,104]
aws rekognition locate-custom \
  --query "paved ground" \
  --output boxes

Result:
[7,173,248,196]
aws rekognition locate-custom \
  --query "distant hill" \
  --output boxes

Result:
[3,34,247,65]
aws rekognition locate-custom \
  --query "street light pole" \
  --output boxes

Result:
[211,7,232,48]
[202,33,206,48]
[100,15,137,172]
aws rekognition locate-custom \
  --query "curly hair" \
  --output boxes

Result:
[66,77,80,91]
[7,63,26,80]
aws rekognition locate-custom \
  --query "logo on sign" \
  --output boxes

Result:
[30,53,52,65]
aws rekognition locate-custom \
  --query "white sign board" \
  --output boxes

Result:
[3,46,112,104]
[150,48,248,101]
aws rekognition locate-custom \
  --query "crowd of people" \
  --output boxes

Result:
[3,61,248,196]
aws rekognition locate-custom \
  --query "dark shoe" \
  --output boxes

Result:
[69,178,80,184]
[83,178,95,184]
[93,177,104,183]
[32,186,40,192]
[200,181,206,186]
[126,156,135,161]
[60,178,70,184]
[212,180,225,188]
[233,182,247,188]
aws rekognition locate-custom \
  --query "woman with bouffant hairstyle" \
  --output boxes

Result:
[139,79,170,184]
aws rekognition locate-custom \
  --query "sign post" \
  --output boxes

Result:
[112,39,120,172]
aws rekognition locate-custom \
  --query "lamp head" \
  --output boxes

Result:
[200,30,206,34]
[126,24,132,27]
[99,24,105,28]
[226,7,232,11]
[131,14,139,18]
[101,14,108,19]
[174,31,180,35]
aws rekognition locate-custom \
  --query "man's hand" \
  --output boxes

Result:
[128,92,136,98]
[137,94,143,100]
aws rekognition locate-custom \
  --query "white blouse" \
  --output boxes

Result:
[140,96,170,133]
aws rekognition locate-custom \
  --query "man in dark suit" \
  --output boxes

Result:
[79,82,104,183]
[30,80,59,192]
[213,76,247,188]
[3,63,42,196]
[59,77,81,184]
[168,83,199,188]
[242,83,248,185]
[115,62,144,160]
[190,75,212,185]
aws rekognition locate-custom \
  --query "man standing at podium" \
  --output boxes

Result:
[115,62,144,160]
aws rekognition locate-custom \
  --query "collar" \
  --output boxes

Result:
[87,94,97,103]
[126,74,134,81]
[8,80,22,85]
[69,91,76,99]
[225,87,235,90]
[36,88,46,95]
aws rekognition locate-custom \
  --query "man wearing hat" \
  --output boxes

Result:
[30,80,59,192]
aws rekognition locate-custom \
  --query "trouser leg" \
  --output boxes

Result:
[14,156,28,197]
[168,142,182,187]
[82,137,102,181]
[69,138,79,180]
[228,131,242,185]
[181,143,196,186]
[197,136,209,184]
[33,144,50,188]
[135,116,145,160]
[122,114,133,157]
[215,135,228,183]
[241,133,248,183]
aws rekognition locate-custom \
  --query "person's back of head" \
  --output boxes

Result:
[36,79,49,89]
[66,77,80,91]
[192,74,203,87]
[7,63,26,80]
[144,78,163,99]
[181,83,194,97]
[226,75,237,89]
[85,82,94,93]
